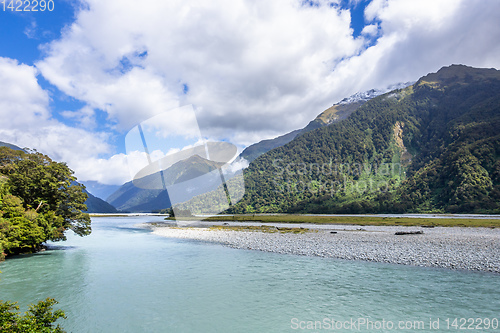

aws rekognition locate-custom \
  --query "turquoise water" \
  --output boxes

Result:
[1,216,499,332]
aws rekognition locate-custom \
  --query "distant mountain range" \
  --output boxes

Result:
[105,82,409,212]
[10,65,494,215]
[66,181,117,213]
[80,180,121,203]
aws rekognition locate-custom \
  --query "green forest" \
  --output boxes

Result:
[224,65,500,214]
[0,147,91,260]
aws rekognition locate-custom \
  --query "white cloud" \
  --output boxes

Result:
[361,24,378,36]
[36,0,500,150]
[37,0,364,144]
[0,57,133,185]
[360,0,500,83]
[0,124,130,185]
[24,20,37,39]
[0,62,225,186]
[2,0,498,186]
[76,153,133,185]
[0,57,50,128]
[222,157,250,175]
[61,106,97,128]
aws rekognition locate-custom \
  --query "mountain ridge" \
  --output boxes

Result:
[0,141,24,151]
[226,64,500,214]
[107,83,413,212]
[107,153,226,212]
[83,188,118,213]
[106,65,499,214]
[240,82,414,162]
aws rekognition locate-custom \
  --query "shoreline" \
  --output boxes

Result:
[147,223,500,273]
[201,214,500,227]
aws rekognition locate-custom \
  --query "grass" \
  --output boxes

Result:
[208,225,314,234]
[202,214,500,228]
[144,222,313,234]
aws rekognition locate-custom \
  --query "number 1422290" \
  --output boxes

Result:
[1,0,54,12]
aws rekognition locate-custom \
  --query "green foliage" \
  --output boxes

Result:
[174,173,246,214]
[0,298,66,332]
[203,214,500,228]
[227,65,500,214]
[0,147,91,258]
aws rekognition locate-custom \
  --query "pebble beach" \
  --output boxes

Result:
[147,222,500,273]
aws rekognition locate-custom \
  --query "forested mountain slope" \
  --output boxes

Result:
[228,65,500,214]
[240,82,412,162]
[83,189,117,213]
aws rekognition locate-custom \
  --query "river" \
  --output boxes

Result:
[0,216,499,332]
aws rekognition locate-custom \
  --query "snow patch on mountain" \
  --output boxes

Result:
[338,82,415,105]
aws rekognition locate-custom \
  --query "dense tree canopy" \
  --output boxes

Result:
[0,147,90,259]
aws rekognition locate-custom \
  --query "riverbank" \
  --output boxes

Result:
[201,214,500,227]
[148,223,500,273]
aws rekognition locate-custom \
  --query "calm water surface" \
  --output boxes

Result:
[0,216,499,332]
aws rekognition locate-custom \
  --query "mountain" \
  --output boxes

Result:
[0,141,23,151]
[240,129,303,163]
[80,180,121,202]
[335,82,414,105]
[83,189,118,213]
[66,180,117,213]
[107,154,225,212]
[106,180,167,213]
[227,65,500,214]
[240,82,413,162]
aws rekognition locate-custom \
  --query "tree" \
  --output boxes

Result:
[0,298,66,332]
[0,147,91,257]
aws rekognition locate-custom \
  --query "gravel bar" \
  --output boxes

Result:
[148,223,500,273]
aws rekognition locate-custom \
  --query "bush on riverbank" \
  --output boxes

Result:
[0,298,66,332]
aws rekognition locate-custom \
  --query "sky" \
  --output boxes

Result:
[1,0,500,193]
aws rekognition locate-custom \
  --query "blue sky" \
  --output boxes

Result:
[0,0,375,149]
[0,1,73,63]
[1,0,499,193]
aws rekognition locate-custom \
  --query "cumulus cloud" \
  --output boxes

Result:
[61,106,97,128]
[3,0,500,186]
[357,0,500,88]
[0,57,131,185]
[0,120,136,185]
[36,0,500,150]
[0,57,50,128]
[37,0,364,144]
[361,24,378,36]
[0,58,240,185]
